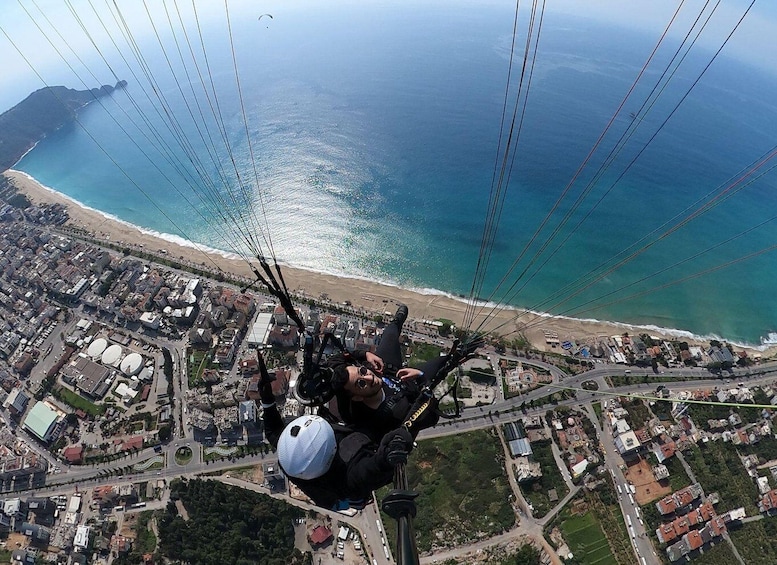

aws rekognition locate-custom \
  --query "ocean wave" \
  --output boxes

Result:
[762,332,777,346]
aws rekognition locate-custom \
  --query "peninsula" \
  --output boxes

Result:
[0,81,127,172]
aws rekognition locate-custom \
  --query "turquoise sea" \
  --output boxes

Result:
[13,3,777,347]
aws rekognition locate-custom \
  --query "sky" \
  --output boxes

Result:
[1,0,777,113]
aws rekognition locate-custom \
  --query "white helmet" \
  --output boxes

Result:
[277,415,337,480]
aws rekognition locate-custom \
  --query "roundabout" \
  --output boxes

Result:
[174,445,193,466]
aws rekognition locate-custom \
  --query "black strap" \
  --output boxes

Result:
[249,257,305,333]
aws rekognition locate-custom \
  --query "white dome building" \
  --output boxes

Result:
[120,352,144,376]
[101,344,123,367]
[87,338,108,360]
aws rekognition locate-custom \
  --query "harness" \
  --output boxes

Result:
[281,420,374,510]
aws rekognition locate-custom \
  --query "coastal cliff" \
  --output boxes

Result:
[0,81,127,172]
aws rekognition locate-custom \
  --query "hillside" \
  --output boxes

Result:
[0,81,126,172]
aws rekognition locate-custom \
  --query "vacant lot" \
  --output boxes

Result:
[684,443,759,515]
[187,348,212,387]
[728,519,777,564]
[387,428,516,553]
[663,454,692,492]
[624,456,671,505]
[55,385,105,416]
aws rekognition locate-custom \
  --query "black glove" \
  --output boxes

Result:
[380,427,414,467]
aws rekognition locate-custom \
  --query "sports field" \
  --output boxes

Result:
[559,512,618,565]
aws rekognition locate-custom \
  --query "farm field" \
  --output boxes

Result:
[558,511,618,565]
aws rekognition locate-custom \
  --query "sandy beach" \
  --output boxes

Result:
[5,168,774,358]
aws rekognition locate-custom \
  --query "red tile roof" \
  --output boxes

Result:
[658,496,677,515]
[659,503,717,543]
[686,530,703,550]
[660,443,676,459]
[709,516,727,536]
[658,523,676,542]
[309,525,332,545]
[760,489,777,510]
[635,428,651,443]
[62,444,83,463]
[240,358,259,374]
[673,517,690,538]
[92,485,113,499]
[698,502,714,522]
[677,490,695,507]
[120,435,144,452]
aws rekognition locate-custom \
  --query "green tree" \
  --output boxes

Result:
[158,426,171,442]
[157,479,307,565]
[499,543,541,565]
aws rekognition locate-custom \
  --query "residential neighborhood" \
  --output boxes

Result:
[2,198,777,564]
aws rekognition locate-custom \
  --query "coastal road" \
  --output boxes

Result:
[43,360,777,489]
[423,365,777,444]
[35,367,777,565]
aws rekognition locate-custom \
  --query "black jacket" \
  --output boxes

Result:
[330,354,449,441]
[263,402,395,509]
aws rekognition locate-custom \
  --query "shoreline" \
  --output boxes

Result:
[5,168,776,358]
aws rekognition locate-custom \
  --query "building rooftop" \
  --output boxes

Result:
[23,402,60,442]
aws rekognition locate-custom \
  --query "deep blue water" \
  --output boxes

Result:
[15,3,777,346]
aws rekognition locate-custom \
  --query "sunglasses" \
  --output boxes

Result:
[356,366,372,389]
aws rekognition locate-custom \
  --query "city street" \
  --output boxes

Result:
[17,298,777,565]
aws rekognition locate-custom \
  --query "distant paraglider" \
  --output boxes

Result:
[258,13,273,27]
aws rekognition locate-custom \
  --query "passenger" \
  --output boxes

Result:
[259,361,413,510]
[325,304,481,440]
